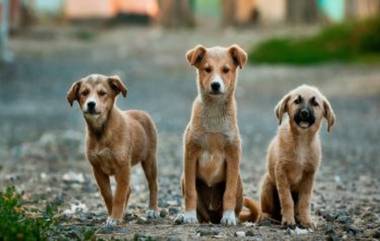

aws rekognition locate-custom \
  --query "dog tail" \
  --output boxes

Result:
[239,196,260,222]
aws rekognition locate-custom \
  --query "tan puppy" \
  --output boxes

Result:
[254,85,335,228]
[180,44,247,225]
[66,74,159,226]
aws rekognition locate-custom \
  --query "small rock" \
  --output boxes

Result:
[197,228,219,236]
[136,216,148,224]
[160,208,169,218]
[174,214,184,225]
[372,228,380,239]
[246,230,255,236]
[344,225,359,235]
[235,231,246,237]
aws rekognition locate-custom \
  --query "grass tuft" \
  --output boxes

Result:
[249,17,380,65]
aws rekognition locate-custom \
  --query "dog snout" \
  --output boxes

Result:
[300,109,309,118]
[211,82,221,92]
[87,101,96,111]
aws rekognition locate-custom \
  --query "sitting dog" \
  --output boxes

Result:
[66,74,159,226]
[180,44,247,225]
[244,85,335,228]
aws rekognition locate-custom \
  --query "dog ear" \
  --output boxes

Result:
[323,97,336,132]
[274,94,291,125]
[66,80,81,106]
[108,75,127,97]
[228,44,247,69]
[186,45,207,66]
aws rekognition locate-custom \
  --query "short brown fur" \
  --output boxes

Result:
[252,85,335,228]
[181,45,248,225]
[67,74,159,225]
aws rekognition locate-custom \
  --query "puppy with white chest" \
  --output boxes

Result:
[180,44,247,225]
[256,85,335,228]
[66,74,159,226]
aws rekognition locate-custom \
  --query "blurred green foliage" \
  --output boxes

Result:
[249,17,380,65]
[0,186,95,241]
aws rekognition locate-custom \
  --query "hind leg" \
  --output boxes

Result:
[260,174,280,222]
[142,154,159,218]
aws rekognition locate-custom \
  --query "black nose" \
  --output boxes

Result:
[211,82,220,92]
[300,109,309,118]
[87,101,96,110]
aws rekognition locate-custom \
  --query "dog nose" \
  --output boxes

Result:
[87,101,96,110]
[211,82,221,92]
[300,109,309,118]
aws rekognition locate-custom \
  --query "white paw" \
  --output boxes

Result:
[183,210,199,224]
[105,217,118,227]
[220,210,236,226]
[146,209,160,219]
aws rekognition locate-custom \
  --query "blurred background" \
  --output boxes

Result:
[0,0,379,240]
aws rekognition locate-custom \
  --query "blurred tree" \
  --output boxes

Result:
[287,0,319,23]
[158,0,195,28]
[221,0,236,26]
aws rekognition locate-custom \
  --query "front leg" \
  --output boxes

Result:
[107,165,130,226]
[93,167,113,215]
[221,143,240,226]
[275,167,295,227]
[183,141,200,224]
[296,172,315,229]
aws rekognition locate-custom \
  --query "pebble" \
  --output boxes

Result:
[174,214,184,225]
[197,228,220,236]
[246,230,255,236]
[235,231,246,237]
[160,208,169,218]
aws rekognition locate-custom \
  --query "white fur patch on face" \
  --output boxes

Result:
[211,74,225,93]
[183,210,198,224]
[221,209,236,225]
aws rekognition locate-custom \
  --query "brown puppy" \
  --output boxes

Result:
[256,85,335,228]
[180,44,247,225]
[66,74,159,226]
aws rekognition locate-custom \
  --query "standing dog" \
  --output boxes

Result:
[180,44,247,225]
[66,74,159,226]
[243,85,335,228]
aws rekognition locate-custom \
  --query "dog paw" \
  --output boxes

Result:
[183,210,199,224]
[299,218,315,229]
[146,209,160,219]
[221,210,237,226]
[104,217,118,227]
[281,216,296,229]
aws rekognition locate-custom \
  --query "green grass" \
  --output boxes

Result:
[249,17,380,65]
[0,186,96,241]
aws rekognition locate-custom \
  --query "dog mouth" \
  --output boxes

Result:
[83,110,101,116]
[209,90,223,96]
[294,110,315,129]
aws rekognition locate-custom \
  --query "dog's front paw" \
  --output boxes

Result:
[146,209,160,219]
[298,216,315,229]
[281,215,296,228]
[221,210,237,226]
[105,217,118,227]
[183,210,199,224]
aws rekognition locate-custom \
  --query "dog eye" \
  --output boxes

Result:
[81,90,89,96]
[294,96,302,104]
[204,67,212,73]
[98,91,107,96]
[222,67,230,74]
[310,97,319,106]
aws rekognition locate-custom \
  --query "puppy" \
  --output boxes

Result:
[180,44,247,225]
[66,74,159,226]
[256,85,335,228]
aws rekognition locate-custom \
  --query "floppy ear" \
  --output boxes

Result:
[108,75,127,97]
[66,80,81,106]
[323,97,336,132]
[186,45,207,67]
[228,44,247,69]
[274,94,291,125]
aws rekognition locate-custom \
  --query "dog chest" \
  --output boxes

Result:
[197,150,226,186]
[88,148,121,175]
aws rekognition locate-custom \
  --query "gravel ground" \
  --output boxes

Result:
[0,25,379,240]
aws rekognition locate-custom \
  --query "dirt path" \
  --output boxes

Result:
[0,26,379,240]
